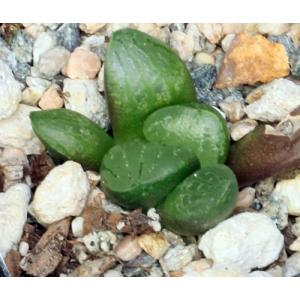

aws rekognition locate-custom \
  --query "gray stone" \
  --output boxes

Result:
[81,35,107,61]
[10,30,33,64]
[12,62,31,83]
[0,39,17,70]
[56,23,80,52]
[291,48,300,78]
[191,64,217,90]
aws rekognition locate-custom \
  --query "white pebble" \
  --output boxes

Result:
[38,46,70,78]
[19,241,29,257]
[0,60,22,120]
[71,216,84,238]
[199,212,284,272]
[0,184,31,256]
[63,79,109,129]
[29,161,90,226]
[83,230,117,254]
[272,174,300,216]
[230,119,258,141]
[161,244,197,272]
[283,253,300,276]
[245,79,300,122]
[0,104,45,155]
[33,31,57,66]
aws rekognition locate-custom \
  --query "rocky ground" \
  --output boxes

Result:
[1,23,300,277]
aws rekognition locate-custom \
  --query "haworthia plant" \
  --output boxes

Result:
[158,164,238,236]
[104,28,196,143]
[143,103,229,166]
[30,109,114,170]
[100,141,199,210]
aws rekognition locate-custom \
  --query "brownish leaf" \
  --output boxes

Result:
[69,256,117,277]
[82,207,153,236]
[4,250,21,277]
[26,152,55,186]
[21,218,70,277]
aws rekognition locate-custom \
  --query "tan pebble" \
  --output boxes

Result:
[215,33,289,89]
[63,47,101,80]
[289,237,300,252]
[230,118,258,141]
[79,23,106,34]
[196,23,224,44]
[235,187,256,209]
[257,23,289,35]
[182,259,213,275]
[114,236,142,261]
[219,99,245,123]
[39,84,64,110]
[138,233,170,259]
[194,52,215,65]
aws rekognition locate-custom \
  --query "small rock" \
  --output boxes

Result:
[257,23,289,35]
[235,187,256,209]
[72,243,90,264]
[191,64,217,90]
[10,30,33,64]
[85,170,101,188]
[292,218,300,237]
[185,24,205,53]
[63,79,109,129]
[248,271,272,277]
[81,35,106,61]
[161,244,197,272]
[38,84,64,110]
[196,23,224,44]
[0,38,18,70]
[192,267,246,277]
[261,195,288,230]
[56,23,80,52]
[221,33,235,52]
[182,259,213,276]
[38,46,70,78]
[215,33,289,89]
[272,175,300,216]
[267,265,283,277]
[219,95,245,122]
[147,208,161,232]
[21,76,51,106]
[24,24,45,40]
[0,60,22,120]
[114,235,142,261]
[12,62,31,83]
[169,31,194,61]
[97,65,104,92]
[199,212,284,272]
[71,216,84,238]
[63,47,101,79]
[162,229,184,247]
[122,252,156,277]
[245,79,300,122]
[138,233,170,259]
[194,52,215,65]
[29,161,90,226]
[283,253,300,276]
[196,88,225,106]
[291,48,300,78]
[79,23,106,34]
[104,268,123,277]
[33,31,57,66]
[19,241,29,257]
[289,237,300,252]
[0,104,45,154]
[83,230,117,254]
[230,118,258,141]
[0,184,31,256]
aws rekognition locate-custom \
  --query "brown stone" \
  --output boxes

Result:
[215,33,289,89]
